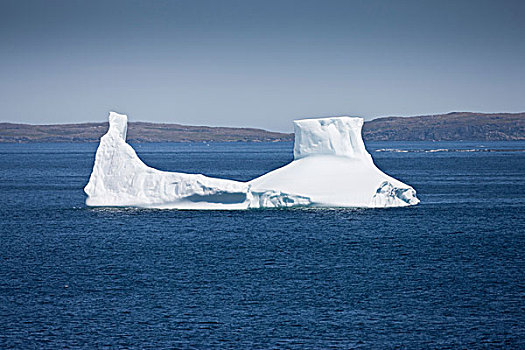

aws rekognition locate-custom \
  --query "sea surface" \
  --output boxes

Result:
[0,141,524,349]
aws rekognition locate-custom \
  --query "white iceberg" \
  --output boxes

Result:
[84,112,419,209]
[249,117,420,207]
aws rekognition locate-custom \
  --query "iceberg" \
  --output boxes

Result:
[249,117,420,207]
[84,112,419,209]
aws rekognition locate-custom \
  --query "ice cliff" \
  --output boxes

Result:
[84,112,419,209]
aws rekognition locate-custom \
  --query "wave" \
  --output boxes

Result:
[375,148,409,153]
[374,148,525,153]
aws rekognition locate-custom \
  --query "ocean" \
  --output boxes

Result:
[1,141,524,348]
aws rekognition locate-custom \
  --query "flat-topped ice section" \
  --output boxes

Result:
[85,112,419,209]
[293,117,370,160]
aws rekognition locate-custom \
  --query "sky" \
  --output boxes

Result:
[1,0,524,132]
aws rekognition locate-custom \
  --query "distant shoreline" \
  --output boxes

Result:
[1,112,523,143]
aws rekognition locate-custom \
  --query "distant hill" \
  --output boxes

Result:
[363,112,525,141]
[0,122,293,143]
[0,112,523,143]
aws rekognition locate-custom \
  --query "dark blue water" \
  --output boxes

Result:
[1,141,524,349]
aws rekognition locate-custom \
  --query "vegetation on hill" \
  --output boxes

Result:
[363,112,524,141]
[0,122,293,143]
[1,112,523,143]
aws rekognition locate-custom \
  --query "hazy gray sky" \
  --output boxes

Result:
[1,0,524,131]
